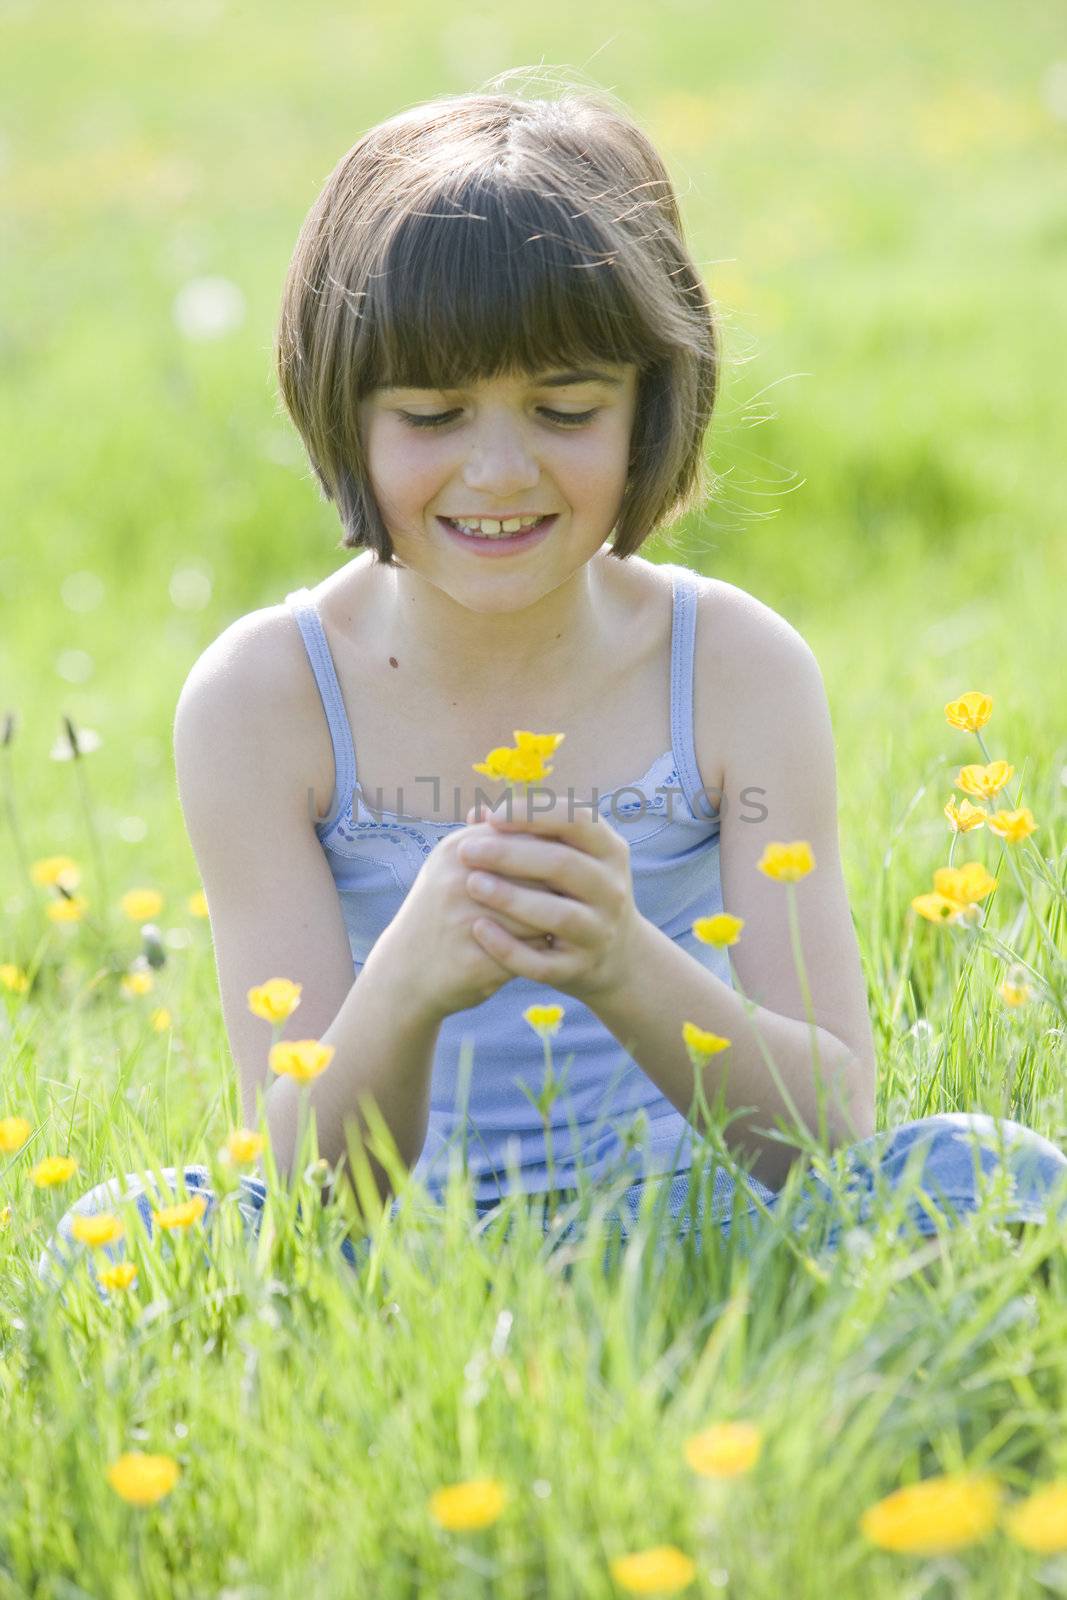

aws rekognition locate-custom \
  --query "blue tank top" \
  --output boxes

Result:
[284,563,731,1204]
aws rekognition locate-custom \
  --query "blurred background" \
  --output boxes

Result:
[2,0,1065,989]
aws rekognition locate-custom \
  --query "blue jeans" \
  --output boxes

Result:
[37,1113,1067,1296]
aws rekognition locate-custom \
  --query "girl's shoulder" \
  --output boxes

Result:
[176,594,337,812]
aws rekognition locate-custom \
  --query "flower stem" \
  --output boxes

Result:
[69,738,114,947]
[785,882,830,1150]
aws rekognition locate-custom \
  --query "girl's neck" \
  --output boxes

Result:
[364,544,628,704]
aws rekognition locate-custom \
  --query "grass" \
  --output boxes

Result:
[2,0,1067,1593]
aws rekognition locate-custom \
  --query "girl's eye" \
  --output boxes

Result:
[397,408,598,430]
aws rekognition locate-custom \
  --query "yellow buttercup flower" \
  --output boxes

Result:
[0,964,30,994]
[933,862,998,906]
[150,1008,172,1032]
[944,692,993,732]
[119,889,164,922]
[106,1451,181,1506]
[0,1204,11,1231]
[30,855,81,890]
[46,895,89,923]
[120,970,155,998]
[187,889,209,917]
[859,1473,1001,1554]
[221,1128,265,1165]
[609,1545,697,1594]
[908,889,979,928]
[986,807,1037,843]
[1000,979,1032,1007]
[682,1021,731,1064]
[683,1420,763,1478]
[153,1195,208,1230]
[247,978,303,1023]
[428,1477,508,1531]
[955,761,1014,799]
[523,1004,564,1038]
[472,730,565,785]
[692,913,745,947]
[911,891,973,924]
[71,1212,125,1248]
[268,1039,334,1083]
[1003,1481,1067,1553]
[944,796,986,834]
[29,1155,78,1187]
[0,1116,32,1153]
[99,1261,138,1291]
[757,841,815,882]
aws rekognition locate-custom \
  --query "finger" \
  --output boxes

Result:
[466,796,620,860]
[471,916,559,978]
[465,872,591,945]
[458,833,600,900]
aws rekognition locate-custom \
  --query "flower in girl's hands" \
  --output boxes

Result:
[472,730,565,785]
[944,691,993,733]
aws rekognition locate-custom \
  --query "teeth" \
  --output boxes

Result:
[449,515,546,539]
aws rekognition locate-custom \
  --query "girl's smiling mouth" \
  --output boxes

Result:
[437,514,557,556]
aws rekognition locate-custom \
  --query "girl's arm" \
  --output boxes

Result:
[591,603,877,1190]
[173,616,439,1205]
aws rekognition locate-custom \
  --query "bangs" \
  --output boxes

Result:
[358,176,662,395]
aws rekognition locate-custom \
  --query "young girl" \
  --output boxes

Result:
[40,83,1066,1290]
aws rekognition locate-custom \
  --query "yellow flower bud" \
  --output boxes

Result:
[757,841,815,882]
[523,1004,564,1037]
[955,761,1014,799]
[944,692,993,732]
[986,807,1037,843]
[71,1212,126,1248]
[119,889,164,922]
[247,978,303,1023]
[692,913,745,947]
[684,1420,763,1478]
[428,1478,508,1531]
[268,1039,334,1083]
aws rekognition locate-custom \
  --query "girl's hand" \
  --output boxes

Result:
[378,818,566,1021]
[458,796,644,1005]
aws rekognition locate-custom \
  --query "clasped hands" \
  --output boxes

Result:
[458,795,643,1003]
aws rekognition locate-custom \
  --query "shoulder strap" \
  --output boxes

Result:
[283,588,357,831]
[666,566,719,823]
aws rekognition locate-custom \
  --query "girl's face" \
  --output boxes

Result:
[358,362,640,601]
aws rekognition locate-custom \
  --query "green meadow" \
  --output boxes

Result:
[2,1,1066,1594]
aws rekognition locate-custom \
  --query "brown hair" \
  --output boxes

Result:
[274,79,720,564]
